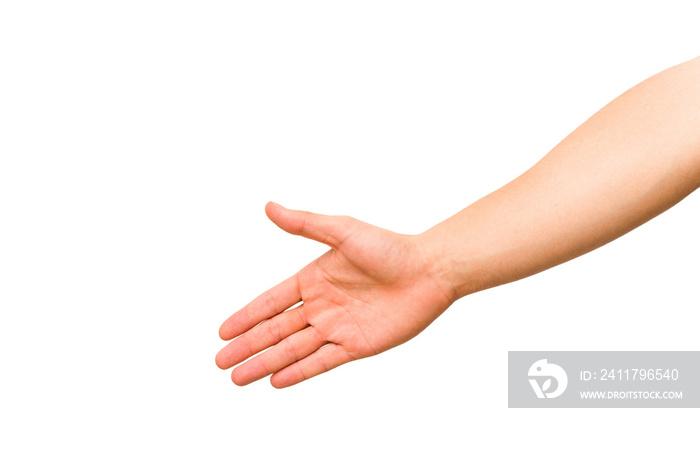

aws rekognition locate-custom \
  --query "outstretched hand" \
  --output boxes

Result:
[216,202,454,388]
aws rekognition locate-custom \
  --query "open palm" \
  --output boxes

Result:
[216,202,453,388]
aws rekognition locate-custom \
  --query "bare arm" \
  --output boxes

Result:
[420,56,700,300]
[217,57,700,387]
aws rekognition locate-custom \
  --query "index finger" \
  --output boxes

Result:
[219,274,301,341]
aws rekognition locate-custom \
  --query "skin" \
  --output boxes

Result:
[216,55,700,388]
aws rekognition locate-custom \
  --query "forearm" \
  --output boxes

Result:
[420,56,700,301]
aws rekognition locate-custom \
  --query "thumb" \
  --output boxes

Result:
[264,202,355,248]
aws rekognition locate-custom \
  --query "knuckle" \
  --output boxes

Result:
[241,334,255,359]
[283,339,299,362]
[297,363,309,382]
[265,317,282,341]
[262,292,277,314]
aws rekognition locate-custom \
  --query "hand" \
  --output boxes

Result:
[216,202,454,388]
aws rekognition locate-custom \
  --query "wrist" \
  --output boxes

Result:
[414,223,497,302]
[413,227,462,304]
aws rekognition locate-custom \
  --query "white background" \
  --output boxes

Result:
[1,1,698,464]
